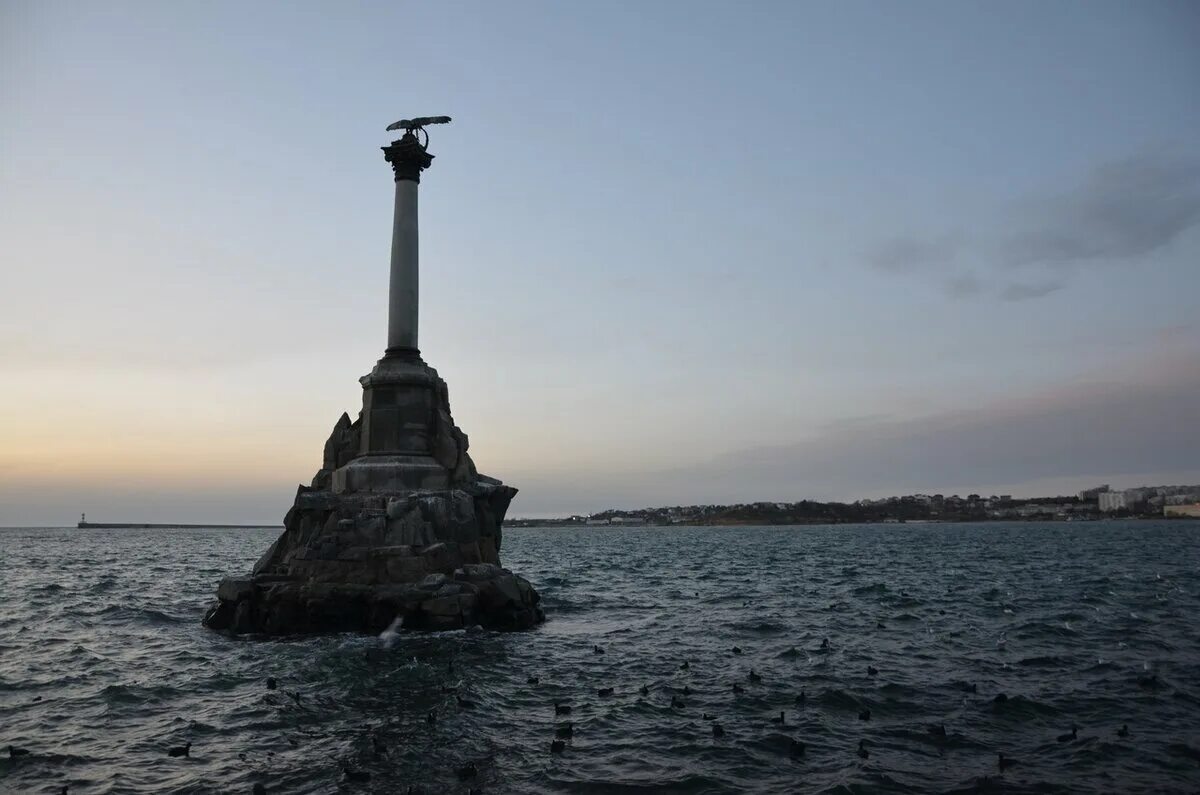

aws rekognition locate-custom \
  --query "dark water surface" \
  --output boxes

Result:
[2,522,1199,794]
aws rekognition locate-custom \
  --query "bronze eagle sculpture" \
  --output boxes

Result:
[386,116,452,133]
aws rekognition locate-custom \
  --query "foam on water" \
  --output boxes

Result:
[1,522,1199,793]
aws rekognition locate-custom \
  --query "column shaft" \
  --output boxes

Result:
[387,180,419,352]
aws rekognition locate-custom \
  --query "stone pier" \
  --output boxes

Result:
[201,121,543,636]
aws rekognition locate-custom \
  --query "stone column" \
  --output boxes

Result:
[382,133,433,356]
[330,133,447,494]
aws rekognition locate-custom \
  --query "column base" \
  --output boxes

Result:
[331,454,451,494]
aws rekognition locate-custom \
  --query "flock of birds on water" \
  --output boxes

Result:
[5,634,1155,793]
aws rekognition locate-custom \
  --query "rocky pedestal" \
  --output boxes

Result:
[201,354,543,635]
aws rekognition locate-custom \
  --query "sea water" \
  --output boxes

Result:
[1,521,1198,793]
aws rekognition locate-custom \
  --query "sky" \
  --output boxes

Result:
[1,1,1198,524]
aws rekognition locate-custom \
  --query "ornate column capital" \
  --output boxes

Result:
[382,132,434,182]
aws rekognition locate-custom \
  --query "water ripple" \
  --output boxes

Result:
[1,522,1199,792]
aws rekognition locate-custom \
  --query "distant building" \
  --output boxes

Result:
[1164,504,1200,518]
[1078,485,1111,501]
[1122,488,1149,506]
[1098,492,1127,512]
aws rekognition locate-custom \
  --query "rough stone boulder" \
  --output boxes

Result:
[201,356,543,636]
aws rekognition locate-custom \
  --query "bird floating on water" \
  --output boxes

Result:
[791,738,806,758]
[639,684,650,697]
[550,739,566,753]
[858,708,871,721]
[997,752,1017,770]
[1117,724,1130,738]
[795,690,807,705]
[929,723,947,738]
[427,709,437,724]
[167,742,191,758]
[857,740,869,759]
[593,645,605,655]
[8,745,30,758]
[732,683,745,694]
[732,646,743,655]
[265,677,277,690]
[867,665,879,676]
[555,722,573,738]
[748,669,762,683]
[1056,725,1078,743]
[527,676,539,685]
[772,711,786,725]
[712,723,725,738]
[671,694,685,708]
[555,702,572,715]
[702,712,715,720]
[680,661,690,670]
[598,687,614,697]
[456,761,478,780]
[342,765,369,783]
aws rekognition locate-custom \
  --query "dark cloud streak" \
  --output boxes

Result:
[1000,281,1065,301]
[509,352,1200,511]
[943,273,982,298]
[866,152,1200,301]
[868,237,956,273]
[1004,154,1200,267]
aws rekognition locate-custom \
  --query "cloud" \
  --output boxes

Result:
[1004,154,1200,267]
[943,273,982,298]
[866,152,1200,301]
[1000,280,1065,301]
[818,413,894,432]
[710,350,1199,495]
[506,349,1200,512]
[868,237,955,273]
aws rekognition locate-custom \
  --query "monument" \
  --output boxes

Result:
[202,117,543,635]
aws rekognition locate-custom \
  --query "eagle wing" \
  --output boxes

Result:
[385,115,452,132]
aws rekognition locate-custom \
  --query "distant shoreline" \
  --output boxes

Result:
[507,516,1198,528]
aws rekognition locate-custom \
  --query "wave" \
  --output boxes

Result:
[92,605,188,625]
